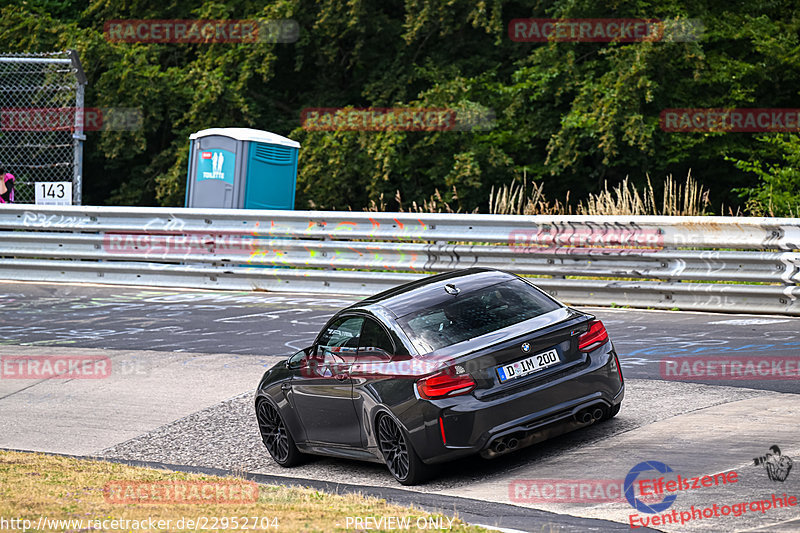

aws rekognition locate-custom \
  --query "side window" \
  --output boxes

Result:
[357,318,395,359]
[316,316,364,359]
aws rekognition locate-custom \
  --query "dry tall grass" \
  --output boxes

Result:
[577,177,656,216]
[365,187,479,213]
[488,180,573,215]
[363,173,710,215]
[489,172,710,216]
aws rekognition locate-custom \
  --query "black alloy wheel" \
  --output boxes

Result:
[376,414,425,485]
[256,400,302,466]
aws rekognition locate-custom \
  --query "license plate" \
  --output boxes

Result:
[497,349,561,383]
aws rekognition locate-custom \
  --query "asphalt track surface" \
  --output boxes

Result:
[1,280,799,532]
[1,281,798,393]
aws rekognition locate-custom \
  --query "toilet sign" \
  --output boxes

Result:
[197,149,235,184]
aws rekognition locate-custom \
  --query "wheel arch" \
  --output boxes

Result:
[255,391,305,444]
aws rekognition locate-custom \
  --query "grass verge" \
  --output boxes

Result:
[0,450,488,532]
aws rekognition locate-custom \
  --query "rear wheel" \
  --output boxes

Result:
[256,400,303,467]
[376,414,426,485]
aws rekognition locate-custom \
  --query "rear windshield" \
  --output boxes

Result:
[398,278,561,354]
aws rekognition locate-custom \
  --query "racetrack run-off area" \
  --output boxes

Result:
[1,281,799,532]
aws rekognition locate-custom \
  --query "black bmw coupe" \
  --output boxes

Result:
[255,268,624,484]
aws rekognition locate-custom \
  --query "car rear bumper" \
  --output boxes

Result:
[408,341,624,464]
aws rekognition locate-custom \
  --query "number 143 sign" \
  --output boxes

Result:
[35,182,73,205]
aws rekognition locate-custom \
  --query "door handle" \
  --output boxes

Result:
[334,373,349,381]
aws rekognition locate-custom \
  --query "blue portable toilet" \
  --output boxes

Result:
[185,127,300,210]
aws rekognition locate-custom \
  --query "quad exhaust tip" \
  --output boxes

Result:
[489,435,521,455]
[575,405,606,424]
[485,404,606,458]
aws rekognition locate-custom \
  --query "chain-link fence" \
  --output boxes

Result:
[0,51,86,204]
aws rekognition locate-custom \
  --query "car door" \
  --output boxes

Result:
[289,315,364,446]
[350,317,399,433]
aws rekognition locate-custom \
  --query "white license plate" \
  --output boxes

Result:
[497,349,561,383]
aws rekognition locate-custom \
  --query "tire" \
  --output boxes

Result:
[376,413,426,485]
[603,403,621,420]
[256,400,304,467]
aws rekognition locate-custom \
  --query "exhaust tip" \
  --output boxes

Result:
[580,412,593,423]
[592,408,604,420]
[507,438,519,450]
[493,440,507,453]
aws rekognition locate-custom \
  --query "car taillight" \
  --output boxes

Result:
[416,368,476,399]
[578,320,609,352]
[613,352,624,384]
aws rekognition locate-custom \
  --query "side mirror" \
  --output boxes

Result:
[286,347,311,370]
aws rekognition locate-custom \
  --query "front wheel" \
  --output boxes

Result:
[376,414,427,485]
[256,400,304,467]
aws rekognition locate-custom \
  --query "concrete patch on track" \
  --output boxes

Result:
[0,344,282,454]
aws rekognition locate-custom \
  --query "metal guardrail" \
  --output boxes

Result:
[0,205,798,315]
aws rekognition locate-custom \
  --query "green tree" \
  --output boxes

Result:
[1,0,798,212]
[729,134,800,216]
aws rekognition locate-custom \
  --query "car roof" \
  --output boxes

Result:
[346,268,520,318]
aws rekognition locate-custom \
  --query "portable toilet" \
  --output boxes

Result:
[185,127,300,210]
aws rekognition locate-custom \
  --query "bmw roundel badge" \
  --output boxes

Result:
[521,342,531,353]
